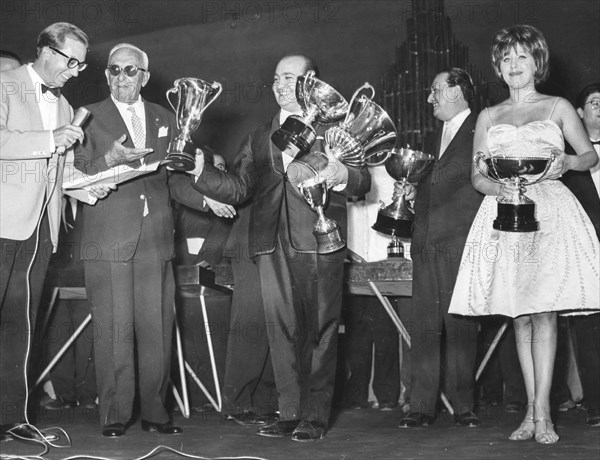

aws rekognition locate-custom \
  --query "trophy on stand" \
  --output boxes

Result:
[299,176,345,254]
[372,147,435,248]
[474,151,557,232]
[271,70,348,157]
[163,78,223,171]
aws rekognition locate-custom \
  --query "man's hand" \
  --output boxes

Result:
[53,124,84,153]
[86,183,117,200]
[205,197,236,218]
[318,145,349,189]
[184,149,206,176]
[104,134,153,168]
[393,182,416,201]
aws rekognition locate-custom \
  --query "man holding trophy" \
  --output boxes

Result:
[189,55,371,441]
[398,68,484,429]
[74,43,182,438]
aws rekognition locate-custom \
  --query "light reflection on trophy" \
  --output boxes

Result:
[298,176,345,254]
[286,83,397,190]
[372,147,435,244]
[474,151,556,232]
[163,78,223,171]
[271,70,348,157]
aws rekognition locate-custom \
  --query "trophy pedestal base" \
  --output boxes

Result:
[164,139,196,172]
[494,202,539,232]
[314,227,346,254]
[372,213,413,238]
[271,117,316,157]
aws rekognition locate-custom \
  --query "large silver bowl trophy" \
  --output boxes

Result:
[163,78,223,171]
[474,150,557,232]
[286,83,397,254]
[372,146,435,256]
[271,70,348,157]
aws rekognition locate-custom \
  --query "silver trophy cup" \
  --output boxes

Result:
[271,70,348,157]
[474,151,557,232]
[298,176,345,254]
[286,83,397,189]
[372,147,434,240]
[163,78,223,171]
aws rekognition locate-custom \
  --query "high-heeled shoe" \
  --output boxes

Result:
[508,415,535,441]
[534,418,559,444]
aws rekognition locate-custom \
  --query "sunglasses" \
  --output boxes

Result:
[106,64,147,77]
[49,46,87,71]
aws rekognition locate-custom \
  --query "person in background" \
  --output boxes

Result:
[398,68,483,429]
[0,50,21,72]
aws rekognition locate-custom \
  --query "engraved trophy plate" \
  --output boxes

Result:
[163,78,223,171]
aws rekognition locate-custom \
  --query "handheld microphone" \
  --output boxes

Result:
[57,107,90,155]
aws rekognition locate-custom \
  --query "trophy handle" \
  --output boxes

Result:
[199,82,223,116]
[344,82,375,125]
[525,150,559,186]
[165,86,179,114]
[474,151,497,182]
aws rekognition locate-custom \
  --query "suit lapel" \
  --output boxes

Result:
[268,114,285,174]
[100,98,134,147]
[143,101,159,149]
[437,113,475,164]
[17,67,44,130]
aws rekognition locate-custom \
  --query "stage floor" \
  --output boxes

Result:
[2,405,599,459]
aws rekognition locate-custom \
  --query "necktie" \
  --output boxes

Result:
[439,122,453,158]
[127,106,145,149]
[41,84,61,98]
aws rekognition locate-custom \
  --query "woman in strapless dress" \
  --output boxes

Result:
[448,25,599,444]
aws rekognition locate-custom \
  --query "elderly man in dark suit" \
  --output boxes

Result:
[74,43,180,438]
[0,22,89,444]
[398,68,483,428]
[188,54,371,441]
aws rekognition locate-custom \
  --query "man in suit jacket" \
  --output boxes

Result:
[74,43,181,438]
[190,55,371,441]
[398,68,483,428]
[0,22,89,443]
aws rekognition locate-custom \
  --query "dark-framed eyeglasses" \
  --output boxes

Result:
[106,64,146,77]
[49,46,87,71]
[585,99,600,109]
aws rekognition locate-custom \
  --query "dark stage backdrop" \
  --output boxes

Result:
[2,0,598,162]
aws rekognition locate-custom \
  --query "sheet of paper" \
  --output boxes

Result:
[62,162,161,190]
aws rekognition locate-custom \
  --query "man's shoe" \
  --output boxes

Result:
[558,398,576,412]
[43,397,78,410]
[141,420,182,435]
[586,408,600,427]
[227,411,277,426]
[379,402,397,412]
[256,420,299,438]
[457,411,481,427]
[505,402,522,413]
[7,424,59,442]
[398,412,434,428]
[291,420,327,442]
[0,433,13,442]
[102,423,126,437]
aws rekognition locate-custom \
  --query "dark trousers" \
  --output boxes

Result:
[343,295,400,408]
[0,213,51,425]
[45,298,96,404]
[409,252,479,416]
[571,314,600,411]
[257,235,344,423]
[476,316,525,406]
[222,257,276,416]
[84,221,175,426]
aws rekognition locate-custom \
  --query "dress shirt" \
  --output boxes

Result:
[26,64,58,150]
[439,108,471,159]
[590,140,600,197]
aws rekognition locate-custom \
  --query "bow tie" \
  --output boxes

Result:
[41,84,61,98]
[591,140,600,146]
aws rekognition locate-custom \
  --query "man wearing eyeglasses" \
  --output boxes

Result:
[0,22,89,444]
[73,43,180,438]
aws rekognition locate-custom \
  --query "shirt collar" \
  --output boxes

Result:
[445,108,471,131]
[111,95,144,112]
[279,108,302,126]
[26,64,57,98]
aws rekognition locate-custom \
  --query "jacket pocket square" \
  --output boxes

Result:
[158,126,169,137]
